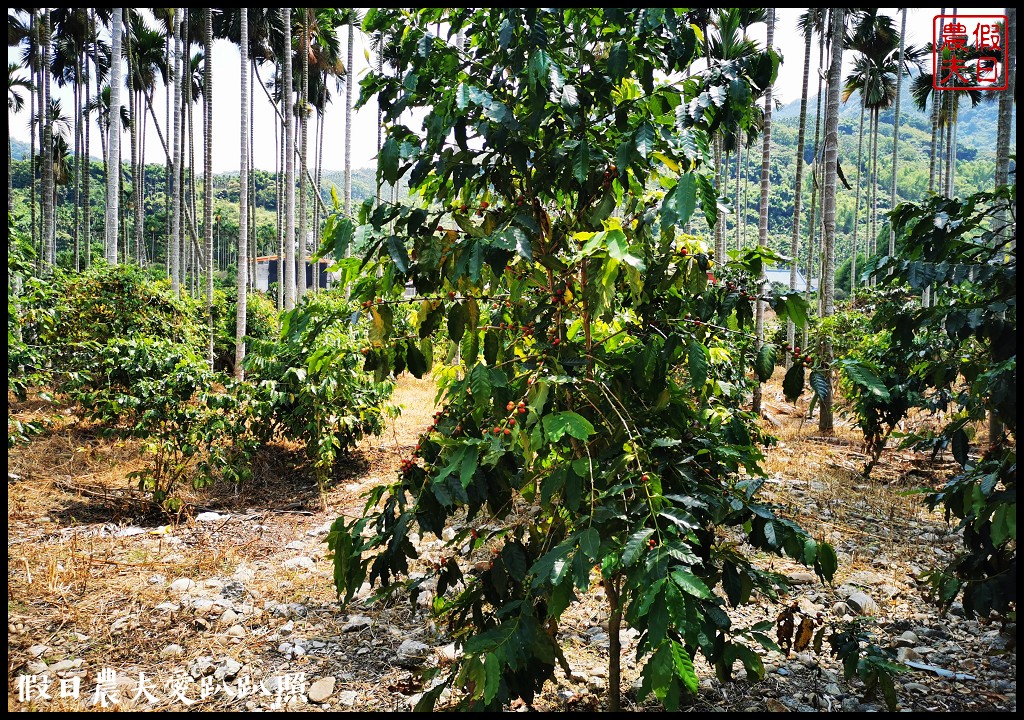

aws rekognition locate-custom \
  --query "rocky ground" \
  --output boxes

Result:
[7,375,1016,712]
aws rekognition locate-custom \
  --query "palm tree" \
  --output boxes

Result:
[344,11,358,218]
[845,11,898,266]
[801,9,827,324]
[705,8,763,259]
[995,8,1016,199]
[842,57,870,293]
[910,52,984,198]
[123,11,167,265]
[236,8,249,380]
[203,8,214,368]
[105,7,123,265]
[888,9,908,256]
[49,8,91,270]
[297,9,310,300]
[7,63,31,216]
[282,8,297,310]
[171,7,183,297]
[753,9,774,416]
[40,10,54,271]
[819,7,845,435]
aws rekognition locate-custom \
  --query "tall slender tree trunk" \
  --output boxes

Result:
[283,8,297,310]
[733,138,741,253]
[30,12,40,273]
[73,54,82,271]
[870,109,880,260]
[105,8,123,265]
[204,8,215,369]
[994,8,1016,198]
[165,31,171,273]
[276,93,285,310]
[127,27,141,264]
[991,6,1016,445]
[85,9,97,270]
[946,100,957,196]
[298,11,309,300]
[805,32,826,334]
[851,101,865,296]
[171,8,183,297]
[740,141,749,249]
[788,19,813,365]
[314,108,326,290]
[888,8,907,256]
[235,8,250,380]
[41,10,55,271]
[344,17,354,219]
[930,9,946,195]
[753,10,774,416]
[819,8,844,435]
[714,135,725,260]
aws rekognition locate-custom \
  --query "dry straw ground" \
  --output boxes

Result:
[7,371,1016,712]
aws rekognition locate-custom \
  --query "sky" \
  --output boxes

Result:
[8,8,1007,175]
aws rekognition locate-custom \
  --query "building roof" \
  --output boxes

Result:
[763,267,817,293]
[254,255,333,264]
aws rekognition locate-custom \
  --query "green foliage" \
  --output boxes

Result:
[213,289,279,374]
[326,8,835,711]
[71,337,258,509]
[828,621,906,710]
[44,261,205,358]
[856,187,1016,618]
[245,291,397,490]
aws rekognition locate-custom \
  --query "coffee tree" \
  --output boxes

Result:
[863,188,1016,619]
[326,9,835,710]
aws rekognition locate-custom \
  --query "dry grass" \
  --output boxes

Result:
[7,369,1013,713]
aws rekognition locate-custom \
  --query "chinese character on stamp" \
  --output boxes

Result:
[933,14,1009,91]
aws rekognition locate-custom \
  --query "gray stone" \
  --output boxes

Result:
[26,661,48,675]
[232,565,256,583]
[285,540,306,550]
[338,690,357,707]
[28,644,50,658]
[824,683,843,696]
[282,556,316,572]
[195,511,225,522]
[215,657,243,681]
[307,677,336,704]
[877,584,901,599]
[188,656,215,679]
[788,571,817,584]
[225,624,246,638]
[160,643,185,659]
[168,578,196,593]
[437,642,462,663]
[831,601,851,616]
[396,639,432,667]
[49,659,82,673]
[148,574,167,585]
[306,523,333,538]
[846,591,880,616]
[272,603,307,619]
[343,615,373,633]
[189,598,215,614]
[220,608,239,625]
[896,647,922,663]
[903,682,930,694]
[895,631,919,647]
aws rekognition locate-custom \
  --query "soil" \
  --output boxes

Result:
[7,374,1016,712]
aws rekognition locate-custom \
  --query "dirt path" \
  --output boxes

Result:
[7,375,1016,712]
